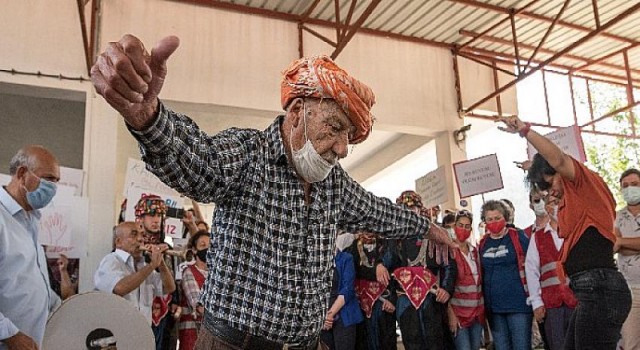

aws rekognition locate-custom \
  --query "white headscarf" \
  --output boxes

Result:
[335,233,355,252]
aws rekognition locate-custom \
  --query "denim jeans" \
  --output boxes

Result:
[565,268,631,350]
[453,320,483,350]
[489,312,532,350]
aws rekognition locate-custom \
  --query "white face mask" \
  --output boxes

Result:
[446,227,455,239]
[363,243,376,252]
[622,186,640,206]
[532,199,547,217]
[290,103,336,183]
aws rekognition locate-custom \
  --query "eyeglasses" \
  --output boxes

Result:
[532,198,542,204]
[455,210,473,220]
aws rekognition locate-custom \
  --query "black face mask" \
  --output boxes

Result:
[196,249,208,262]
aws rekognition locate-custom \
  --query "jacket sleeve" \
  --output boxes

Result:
[440,257,458,296]
[337,253,358,305]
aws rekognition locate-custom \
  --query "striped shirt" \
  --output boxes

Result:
[130,103,430,345]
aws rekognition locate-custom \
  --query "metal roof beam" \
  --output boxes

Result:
[449,0,638,44]
[462,2,640,114]
[460,30,640,76]
[571,41,640,74]
[330,0,380,59]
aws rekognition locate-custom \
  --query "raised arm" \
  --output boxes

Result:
[91,34,180,130]
[496,116,575,181]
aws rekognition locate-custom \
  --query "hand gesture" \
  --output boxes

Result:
[533,306,546,323]
[5,332,38,350]
[148,245,165,268]
[376,264,390,286]
[91,35,180,130]
[448,312,460,336]
[182,210,194,224]
[514,160,532,172]
[495,115,527,134]
[57,254,69,272]
[323,310,335,330]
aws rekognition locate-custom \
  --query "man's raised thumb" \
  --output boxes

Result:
[150,36,180,67]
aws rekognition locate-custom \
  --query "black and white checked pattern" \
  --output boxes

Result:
[130,103,430,344]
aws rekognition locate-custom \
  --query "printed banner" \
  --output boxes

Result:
[527,125,586,162]
[453,154,504,198]
[415,166,448,208]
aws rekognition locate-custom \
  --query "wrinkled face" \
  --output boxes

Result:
[291,98,355,163]
[483,209,504,223]
[621,173,640,189]
[117,222,145,257]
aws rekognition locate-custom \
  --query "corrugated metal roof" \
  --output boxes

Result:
[195,0,639,87]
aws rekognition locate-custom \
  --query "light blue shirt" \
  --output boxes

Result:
[0,187,61,349]
[94,249,164,324]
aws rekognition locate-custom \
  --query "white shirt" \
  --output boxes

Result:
[525,223,564,310]
[94,249,164,324]
[615,207,640,287]
[0,187,61,349]
[461,246,479,284]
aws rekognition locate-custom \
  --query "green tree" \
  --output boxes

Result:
[582,94,640,208]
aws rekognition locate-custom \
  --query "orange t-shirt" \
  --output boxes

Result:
[557,157,616,267]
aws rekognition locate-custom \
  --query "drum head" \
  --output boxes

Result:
[44,292,155,349]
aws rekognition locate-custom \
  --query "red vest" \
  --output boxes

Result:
[451,247,485,328]
[534,229,578,309]
[479,227,529,296]
[179,264,206,327]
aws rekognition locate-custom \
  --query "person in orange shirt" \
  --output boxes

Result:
[497,115,631,350]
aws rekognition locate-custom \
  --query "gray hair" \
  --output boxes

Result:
[9,148,37,175]
[480,199,511,223]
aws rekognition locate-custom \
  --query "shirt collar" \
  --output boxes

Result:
[0,186,40,218]
[115,248,133,263]
[266,116,290,166]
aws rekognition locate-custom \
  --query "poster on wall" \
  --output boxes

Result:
[123,158,179,197]
[125,186,185,239]
[415,166,448,208]
[59,166,85,196]
[42,193,89,260]
[527,125,586,162]
[453,154,504,198]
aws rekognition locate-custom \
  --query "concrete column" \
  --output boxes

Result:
[435,128,469,212]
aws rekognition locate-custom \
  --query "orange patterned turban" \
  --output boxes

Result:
[281,55,376,144]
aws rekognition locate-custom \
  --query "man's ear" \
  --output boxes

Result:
[16,166,28,181]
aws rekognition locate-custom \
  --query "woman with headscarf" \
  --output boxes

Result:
[321,233,364,350]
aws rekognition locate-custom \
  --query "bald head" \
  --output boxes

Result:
[114,221,144,256]
[9,145,60,178]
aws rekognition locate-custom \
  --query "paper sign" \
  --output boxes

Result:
[42,195,89,259]
[453,154,504,198]
[527,125,586,162]
[415,166,448,208]
[59,167,85,196]
[125,186,184,239]
[39,202,72,247]
[123,158,179,197]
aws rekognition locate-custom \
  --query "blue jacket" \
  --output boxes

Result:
[335,252,364,327]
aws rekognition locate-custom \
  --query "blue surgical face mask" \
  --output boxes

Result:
[622,186,640,206]
[24,172,57,210]
[290,103,336,183]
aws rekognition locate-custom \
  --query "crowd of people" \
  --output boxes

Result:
[0,32,639,350]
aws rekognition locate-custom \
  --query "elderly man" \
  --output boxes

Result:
[0,145,61,350]
[94,222,176,326]
[91,34,452,350]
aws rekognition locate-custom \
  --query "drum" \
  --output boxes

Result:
[43,292,155,349]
